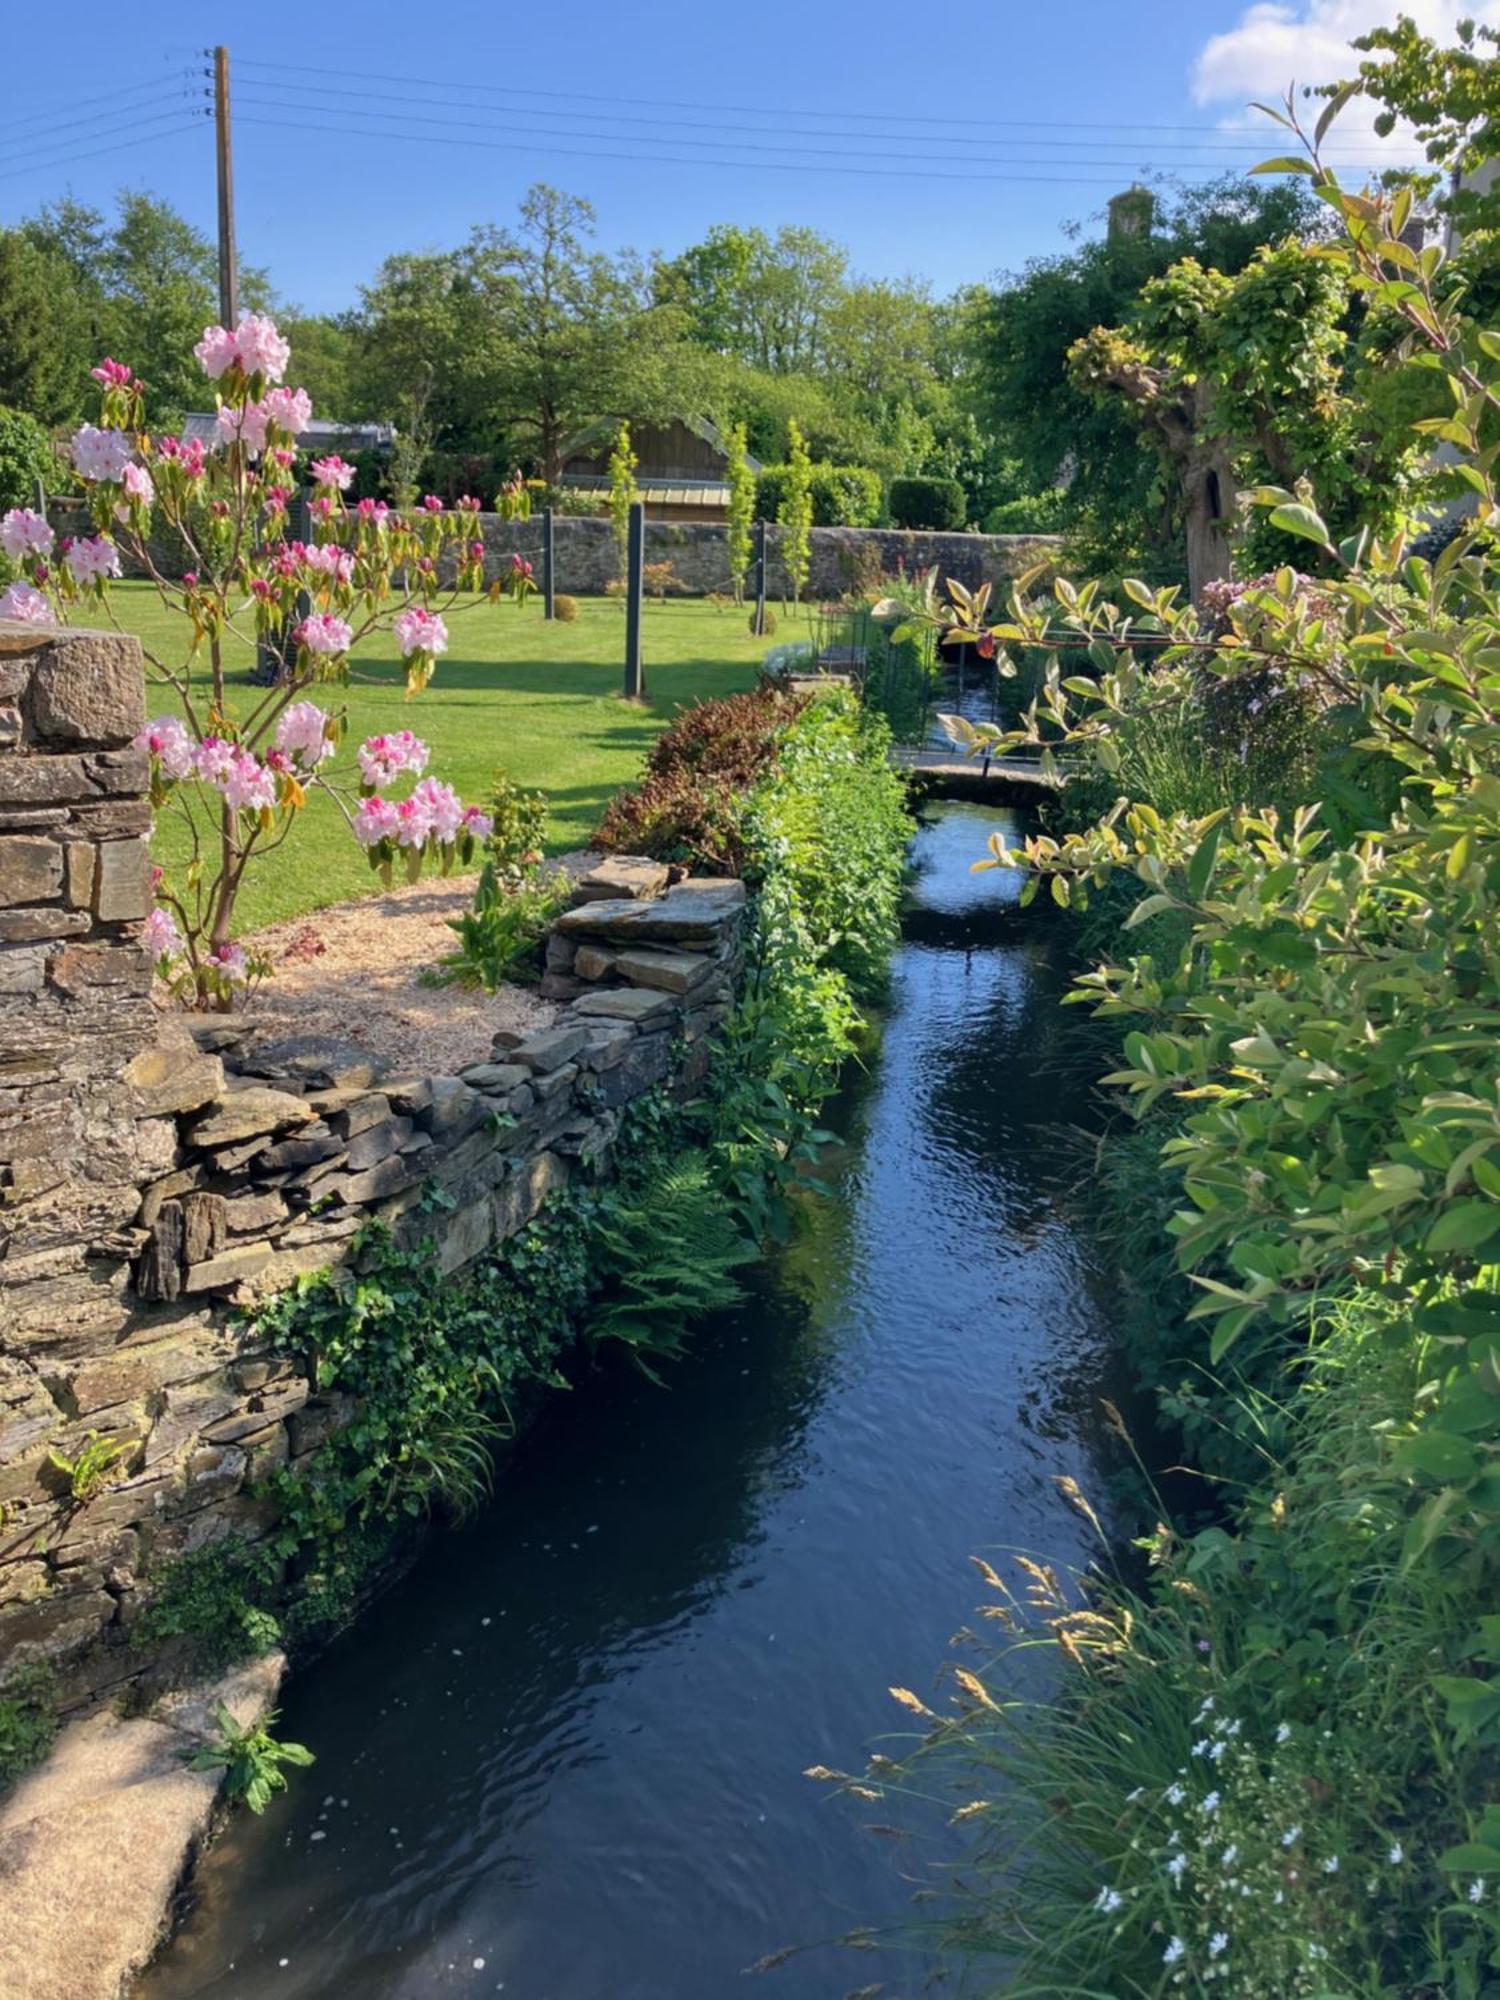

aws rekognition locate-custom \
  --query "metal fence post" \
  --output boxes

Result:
[624,499,645,699]
[752,519,768,636]
[542,505,555,619]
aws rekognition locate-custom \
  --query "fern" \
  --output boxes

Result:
[587,1156,754,1375]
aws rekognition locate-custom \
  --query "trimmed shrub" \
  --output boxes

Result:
[887,474,966,531]
[751,607,777,636]
[982,490,1067,534]
[754,463,882,528]
[0,406,53,516]
[594,685,807,874]
[552,592,579,622]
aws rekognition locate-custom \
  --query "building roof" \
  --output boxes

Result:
[557,414,761,473]
[181,414,396,451]
[560,475,732,509]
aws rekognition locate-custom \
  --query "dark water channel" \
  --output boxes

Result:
[138,803,1125,2000]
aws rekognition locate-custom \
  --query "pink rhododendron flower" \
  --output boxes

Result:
[208,941,249,981]
[134,715,196,780]
[352,795,400,847]
[293,613,353,657]
[233,314,291,383]
[410,776,463,842]
[301,542,354,583]
[274,701,335,769]
[156,435,207,479]
[194,736,238,786]
[262,485,293,517]
[460,805,493,839]
[193,324,240,379]
[72,424,134,483]
[63,536,122,585]
[392,793,434,848]
[456,495,481,513]
[262,385,312,437]
[355,498,390,527]
[120,461,155,507]
[420,494,444,513]
[309,494,336,521]
[0,582,54,624]
[220,752,278,814]
[145,906,184,961]
[0,508,55,561]
[393,607,449,660]
[309,455,355,491]
[356,730,430,790]
[90,358,134,389]
[216,402,271,456]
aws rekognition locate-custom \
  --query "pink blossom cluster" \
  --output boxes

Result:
[215,386,312,456]
[134,716,197,780]
[193,735,279,813]
[72,424,134,484]
[355,498,391,528]
[273,701,335,769]
[193,313,292,384]
[392,606,449,660]
[309,455,355,491]
[207,940,249,982]
[63,536,122,586]
[357,729,430,791]
[145,906,184,962]
[0,582,54,624]
[293,613,354,657]
[300,541,355,584]
[120,462,155,508]
[420,494,444,514]
[352,782,491,850]
[0,508,54,560]
[155,435,208,479]
[90,358,134,390]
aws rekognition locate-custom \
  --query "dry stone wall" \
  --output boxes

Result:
[0,622,746,1700]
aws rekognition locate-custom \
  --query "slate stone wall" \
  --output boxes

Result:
[0,624,747,1700]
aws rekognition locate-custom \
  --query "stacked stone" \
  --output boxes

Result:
[0,683,748,1689]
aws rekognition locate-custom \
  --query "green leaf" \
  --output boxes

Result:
[1267,502,1333,548]
[1437,1842,1500,1874]
[1250,156,1316,177]
[1426,1202,1500,1256]
[1186,814,1227,902]
[1394,1431,1481,1482]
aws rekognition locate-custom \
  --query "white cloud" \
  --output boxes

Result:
[1190,0,1500,158]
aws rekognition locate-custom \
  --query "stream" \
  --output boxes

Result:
[137,801,1125,2000]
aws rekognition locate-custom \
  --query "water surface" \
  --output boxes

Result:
[138,803,1121,2000]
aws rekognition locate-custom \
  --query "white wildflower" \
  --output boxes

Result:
[1275,1722,1292,1744]
[1163,1937,1186,1966]
[1208,1932,1229,1959]
[1220,1844,1238,1868]
[1470,1880,1486,1905]
[1282,1825,1302,1848]
[1168,1852,1188,1882]
[1200,1791,1221,1814]
[1208,1740,1228,1762]
[1191,1738,1211,1757]
[1388,1842,1404,1866]
[1165,1783,1186,1806]
[1094,1886,1124,1914]
[1324,1856,1339,1875]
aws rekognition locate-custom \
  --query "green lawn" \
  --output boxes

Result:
[107,585,783,930]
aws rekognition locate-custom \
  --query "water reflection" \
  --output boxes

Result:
[137,804,1123,2000]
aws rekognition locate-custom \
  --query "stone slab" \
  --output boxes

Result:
[554,877,746,943]
[0,1652,282,2000]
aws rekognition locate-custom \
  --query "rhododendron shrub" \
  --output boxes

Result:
[0,315,510,1009]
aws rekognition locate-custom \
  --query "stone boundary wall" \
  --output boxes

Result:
[0,621,746,1702]
[48,503,1059,602]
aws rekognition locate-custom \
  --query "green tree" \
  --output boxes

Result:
[0,231,93,424]
[1339,13,1500,230]
[779,419,813,610]
[0,406,54,514]
[1069,241,1423,594]
[607,420,637,581]
[964,175,1324,576]
[725,420,755,603]
[659,223,847,373]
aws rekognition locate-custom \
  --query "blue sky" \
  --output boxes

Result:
[1,0,1483,312]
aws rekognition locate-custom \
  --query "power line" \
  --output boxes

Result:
[2,73,184,139]
[0,100,204,166]
[235,109,1329,186]
[0,117,205,186]
[230,70,1377,159]
[234,54,1335,139]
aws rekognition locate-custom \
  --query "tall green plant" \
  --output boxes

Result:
[779,418,813,611]
[726,419,755,603]
[608,420,638,582]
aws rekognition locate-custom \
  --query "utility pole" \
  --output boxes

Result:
[623,501,645,700]
[213,46,238,327]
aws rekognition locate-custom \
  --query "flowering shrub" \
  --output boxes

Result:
[0,317,513,1007]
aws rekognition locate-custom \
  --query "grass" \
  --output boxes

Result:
[104,585,789,931]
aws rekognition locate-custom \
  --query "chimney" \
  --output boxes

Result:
[1107,186,1155,243]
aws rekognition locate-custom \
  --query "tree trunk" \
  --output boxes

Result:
[1182,383,1235,600]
